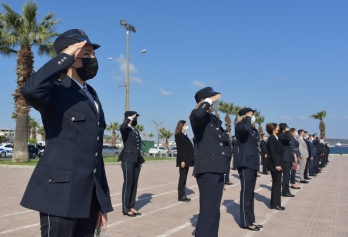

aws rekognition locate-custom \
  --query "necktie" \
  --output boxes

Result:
[83,86,97,111]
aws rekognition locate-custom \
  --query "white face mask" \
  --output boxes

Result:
[210,100,220,112]
[183,125,189,131]
[250,115,256,124]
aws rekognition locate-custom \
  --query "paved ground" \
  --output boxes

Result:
[0,155,347,237]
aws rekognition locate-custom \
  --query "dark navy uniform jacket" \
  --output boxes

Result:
[20,53,113,218]
[278,131,294,162]
[234,117,260,171]
[118,118,145,164]
[190,102,229,176]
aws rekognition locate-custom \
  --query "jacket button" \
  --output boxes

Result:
[95,152,98,157]
[220,143,223,146]
[216,128,219,130]
[63,57,67,60]
[97,136,99,141]
[222,152,225,155]
[94,169,96,174]
[49,179,52,183]
[71,117,75,121]
[58,61,62,65]
[97,122,100,126]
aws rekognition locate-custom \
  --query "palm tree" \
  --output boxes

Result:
[105,136,111,144]
[255,115,265,136]
[310,110,327,139]
[214,111,220,119]
[218,101,234,133]
[135,124,144,133]
[159,128,173,149]
[143,133,147,141]
[37,125,45,141]
[231,105,242,127]
[148,133,154,140]
[28,118,39,140]
[106,122,120,146]
[1,2,59,162]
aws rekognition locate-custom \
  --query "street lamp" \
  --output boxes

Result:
[121,19,136,111]
[108,49,147,111]
[152,120,164,148]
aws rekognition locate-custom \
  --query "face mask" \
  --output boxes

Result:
[131,120,137,126]
[263,137,267,141]
[250,115,256,124]
[183,125,189,131]
[74,58,99,81]
[210,100,220,112]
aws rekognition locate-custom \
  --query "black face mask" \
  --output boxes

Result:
[74,58,99,81]
[131,120,138,126]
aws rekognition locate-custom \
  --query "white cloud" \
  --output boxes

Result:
[298,116,307,120]
[159,88,173,96]
[278,115,292,120]
[110,54,143,84]
[191,80,206,88]
[130,76,144,84]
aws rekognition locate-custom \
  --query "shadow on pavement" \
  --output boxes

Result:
[254,192,270,208]
[189,214,199,236]
[135,193,153,211]
[222,199,241,227]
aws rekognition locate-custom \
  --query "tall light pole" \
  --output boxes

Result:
[108,48,147,111]
[152,120,164,148]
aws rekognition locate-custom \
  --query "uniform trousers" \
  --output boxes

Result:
[238,167,257,227]
[121,161,141,214]
[225,158,232,183]
[314,155,320,171]
[290,167,297,184]
[281,161,292,194]
[39,190,99,237]
[232,153,237,169]
[195,172,224,237]
[304,158,310,179]
[270,172,282,207]
[178,167,189,198]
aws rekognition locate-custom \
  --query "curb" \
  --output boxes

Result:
[0,159,176,169]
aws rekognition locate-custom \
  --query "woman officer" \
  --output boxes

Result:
[190,87,230,237]
[235,108,263,231]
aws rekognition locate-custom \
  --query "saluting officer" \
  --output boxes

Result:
[20,29,113,236]
[224,130,234,185]
[235,108,263,231]
[190,87,229,237]
[119,111,145,217]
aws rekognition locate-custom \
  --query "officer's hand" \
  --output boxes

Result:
[62,41,87,57]
[275,166,282,171]
[96,211,107,230]
[209,94,221,102]
[130,114,137,120]
[295,157,298,163]
[310,157,314,160]
[265,154,268,158]
[181,162,185,168]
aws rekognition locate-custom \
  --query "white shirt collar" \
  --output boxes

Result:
[71,78,86,90]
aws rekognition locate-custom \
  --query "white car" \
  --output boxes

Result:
[149,147,168,155]
[0,143,13,158]
[102,145,121,157]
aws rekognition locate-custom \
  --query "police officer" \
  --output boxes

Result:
[20,29,113,236]
[119,111,145,217]
[224,130,233,185]
[190,87,229,237]
[231,136,238,170]
[235,108,262,231]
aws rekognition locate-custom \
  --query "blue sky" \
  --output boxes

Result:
[1,0,348,140]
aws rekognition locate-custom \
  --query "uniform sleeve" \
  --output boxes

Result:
[278,131,291,142]
[267,138,282,168]
[120,119,131,138]
[21,53,75,113]
[175,134,185,163]
[235,117,252,135]
[190,102,210,128]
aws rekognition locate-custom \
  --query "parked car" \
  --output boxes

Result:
[0,143,13,158]
[102,145,120,157]
[168,146,177,157]
[37,145,45,158]
[28,144,39,159]
[148,147,168,155]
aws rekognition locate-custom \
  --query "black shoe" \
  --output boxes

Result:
[290,186,301,189]
[253,224,263,228]
[225,182,233,185]
[305,177,312,180]
[241,226,260,231]
[309,174,317,177]
[271,205,285,210]
[232,168,237,170]
[317,171,322,173]
[300,180,309,183]
[123,212,137,217]
[178,196,191,202]
[282,193,295,197]
[257,175,261,177]
[263,172,269,175]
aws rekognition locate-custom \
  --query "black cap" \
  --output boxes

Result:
[54,29,100,54]
[279,123,288,131]
[194,87,220,103]
[238,108,256,116]
[124,111,140,118]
